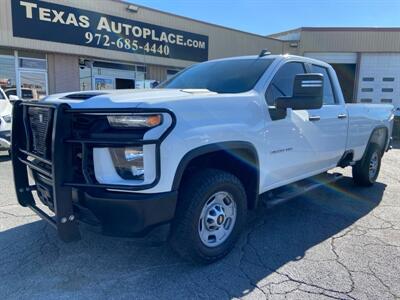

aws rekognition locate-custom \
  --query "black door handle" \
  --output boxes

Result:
[309,116,321,121]
[338,114,347,119]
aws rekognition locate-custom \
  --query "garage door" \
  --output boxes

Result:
[357,53,400,115]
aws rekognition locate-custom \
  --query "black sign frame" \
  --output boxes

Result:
[11,0,209,62]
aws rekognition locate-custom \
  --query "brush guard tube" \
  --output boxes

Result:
[11,101,176,242]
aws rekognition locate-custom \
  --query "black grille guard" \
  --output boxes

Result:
[11,100,176,242]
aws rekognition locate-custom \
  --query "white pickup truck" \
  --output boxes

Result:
[12,54,394,263]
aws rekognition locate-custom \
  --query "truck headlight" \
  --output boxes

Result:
[107,114,162,128]
[3,114,11,123]
[109,147,144,180]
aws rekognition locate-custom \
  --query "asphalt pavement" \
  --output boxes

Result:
[0,143,399,299]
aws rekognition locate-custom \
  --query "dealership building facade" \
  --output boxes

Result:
[0,0,400,118]
[0,0,282,98]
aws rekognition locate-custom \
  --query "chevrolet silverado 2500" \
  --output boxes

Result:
[11,54,394,263]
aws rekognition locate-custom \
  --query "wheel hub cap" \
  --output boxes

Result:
[369,152,379,179]
[198,191,237,247]
[205,204,226,230]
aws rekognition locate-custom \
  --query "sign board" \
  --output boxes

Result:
[12,0,209,62]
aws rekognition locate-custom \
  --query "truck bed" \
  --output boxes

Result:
[346,103,394,160]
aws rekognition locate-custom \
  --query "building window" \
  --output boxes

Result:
[382,77,395,82]
[79,59,93,91]
[0,50,17,92]
[361,88,373,92]
[17,54,48,100]
[382,88,393,92]
[137,66,147,73]
[19,58,47,70]
[0,50,48,100]
[381,99,392,103]
[79,59,149,91]
[362,77,374,82]
[19,71,48,99]
[80,66,92,91]
[167,69,181,80]
[360,98,372,103]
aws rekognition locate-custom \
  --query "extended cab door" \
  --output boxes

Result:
[263,61,324,190]
[305,64,348,169]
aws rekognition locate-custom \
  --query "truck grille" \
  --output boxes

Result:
[28,107,53,158]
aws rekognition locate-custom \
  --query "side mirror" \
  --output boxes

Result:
[8,95,20,104]
[275,74,323,110]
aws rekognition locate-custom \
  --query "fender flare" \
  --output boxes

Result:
[171,141,260,193]
[363,125,390,158]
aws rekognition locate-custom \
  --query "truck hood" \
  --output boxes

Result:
[43,89,219,109]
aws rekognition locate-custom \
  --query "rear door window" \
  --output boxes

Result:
[311,65,337,105]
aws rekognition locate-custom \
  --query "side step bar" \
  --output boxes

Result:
[262,172,343,207]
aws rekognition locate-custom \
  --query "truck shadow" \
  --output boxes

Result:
[0,175,386,299]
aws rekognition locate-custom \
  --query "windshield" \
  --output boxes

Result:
[159,58,274,93]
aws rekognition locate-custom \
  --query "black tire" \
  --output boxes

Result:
[169,168,247,264]
[352,143,382,186]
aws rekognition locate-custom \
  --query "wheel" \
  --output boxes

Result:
[352,143,382,186]
[169,168,247,264]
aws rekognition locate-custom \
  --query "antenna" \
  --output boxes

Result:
[259,49,271,57]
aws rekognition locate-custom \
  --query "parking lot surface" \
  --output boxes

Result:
[0,144,399,300]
